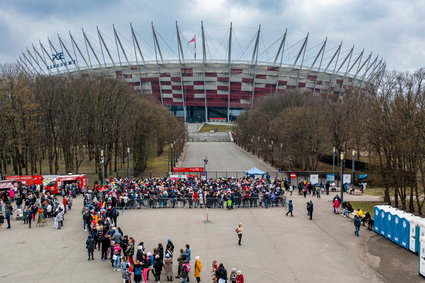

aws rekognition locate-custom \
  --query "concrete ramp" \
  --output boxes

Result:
[188,132,231,142]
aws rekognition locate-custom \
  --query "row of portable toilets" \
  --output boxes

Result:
[374,205,425,276]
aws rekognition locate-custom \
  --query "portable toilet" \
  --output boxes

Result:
[378,205,392,237]
[382,206,396,240]
[409,216,422,253]
[419,236,425,276]
[416,219,425,253]
[397,213,416,250]
[374,205,381,234]
[393,211,405,245]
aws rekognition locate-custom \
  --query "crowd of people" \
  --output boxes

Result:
[0,182,75,230]
[82,190,245,283]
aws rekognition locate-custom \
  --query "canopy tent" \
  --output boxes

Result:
[244,167,266,175]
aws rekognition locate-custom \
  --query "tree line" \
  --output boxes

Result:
[234,68,425,214]
[0,64,184,179]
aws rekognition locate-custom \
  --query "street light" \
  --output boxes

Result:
[203,157,208,178]
[352,148,357,185]
[340,149,345,202]
[270,140,274,166]
[100,149,105,185]
[332,146,336,178]
[127,146,130,179]
[280,143,283,171]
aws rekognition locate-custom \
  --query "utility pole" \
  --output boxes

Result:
[340,149,345,202]
[127,146,130,179]
[100,149,105,185]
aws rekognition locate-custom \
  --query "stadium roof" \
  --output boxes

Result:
[16,22,386,82]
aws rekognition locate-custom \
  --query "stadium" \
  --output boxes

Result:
[17,22,385,122]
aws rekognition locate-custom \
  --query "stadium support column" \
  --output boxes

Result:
[176,21,187,122]
[250,25,261,109]
[152,22,165,107]
[201,21,208,122]
[273,29,287,94]
[335,45,354,96]
[227,22,233,122]
[311,38,327,93]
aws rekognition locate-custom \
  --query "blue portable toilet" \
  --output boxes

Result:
[410,217,422,253]
[393,211,404,245]
[384,207,397,241]
[397,212,415,249]
[380,206,393,239]
[377,205,392,237]
[416,219,425,253]
[374,206,381,234]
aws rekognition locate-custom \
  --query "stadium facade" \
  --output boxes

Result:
[17,22,385,122]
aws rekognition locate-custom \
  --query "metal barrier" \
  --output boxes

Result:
[112,196,288,209]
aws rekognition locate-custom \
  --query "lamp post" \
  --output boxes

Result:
[332,146,336,178]
[340,149,345,202]
[203,156,208,178]
[352,148,356,185]
[100,149,105,185]
[127,146,130,179]
[280,143,283,171]
[270,140,274,166]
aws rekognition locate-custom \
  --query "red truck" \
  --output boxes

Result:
[45,174,87,194]
[5,175,43,186]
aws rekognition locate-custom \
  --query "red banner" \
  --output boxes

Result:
[172,167,204,172]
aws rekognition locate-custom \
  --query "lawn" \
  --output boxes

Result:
[350,201,385,217]
[199,123,233,133]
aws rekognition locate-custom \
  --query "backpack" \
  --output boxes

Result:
[182,263,191,272]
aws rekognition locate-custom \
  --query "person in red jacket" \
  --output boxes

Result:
[236,270,244,283]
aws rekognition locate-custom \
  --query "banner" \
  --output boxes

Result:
[326,174,335,182]
[310,174,319,185]
[343,174,352,184]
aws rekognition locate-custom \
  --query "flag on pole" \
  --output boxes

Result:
[188,36,196,44]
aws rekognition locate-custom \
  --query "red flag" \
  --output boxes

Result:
[188,37,196,44]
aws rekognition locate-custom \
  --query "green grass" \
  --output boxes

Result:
[199,124,233,133]
[350,201,385,217]
[144,145,170,174]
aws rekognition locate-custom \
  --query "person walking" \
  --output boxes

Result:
[235,223,243,246]
[286,200,293,217]
[354,214,361,236]
[101,234,111,261]
[194,256,202,283]
[180,255,190,283]
[235,271,244,283]
[5,207,11,229]
[86,234,96,260]
[154,254,164,283]
[307,200,313,220]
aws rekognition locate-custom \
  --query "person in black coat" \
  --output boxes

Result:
[216,263,228,282]
[307,200,313,220]
[86,234,96,260]
[100,234,111,260]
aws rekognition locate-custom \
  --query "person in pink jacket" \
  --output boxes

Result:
[333,199,340,214]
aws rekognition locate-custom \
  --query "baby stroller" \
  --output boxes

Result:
[15,209,23,220]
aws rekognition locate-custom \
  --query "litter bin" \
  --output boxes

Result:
[419,236,425,276]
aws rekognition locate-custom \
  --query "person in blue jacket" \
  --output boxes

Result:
[286,200,294,217]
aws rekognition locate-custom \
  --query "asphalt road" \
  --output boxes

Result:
[180,142,274,176]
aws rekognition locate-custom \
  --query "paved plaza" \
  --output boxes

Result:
[0,142,422,282]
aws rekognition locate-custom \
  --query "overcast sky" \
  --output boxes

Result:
[0,0,424,71]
